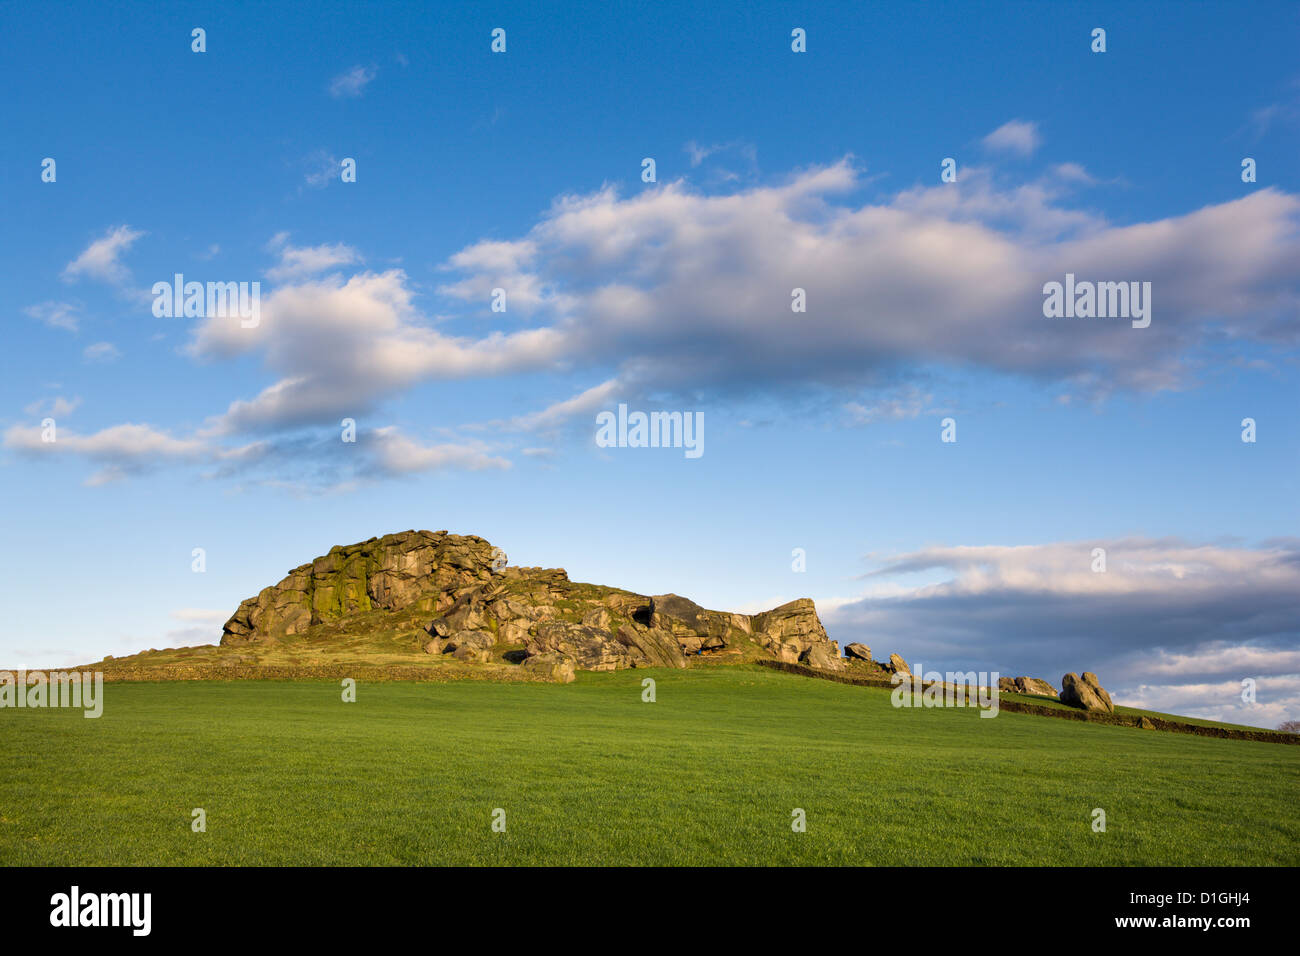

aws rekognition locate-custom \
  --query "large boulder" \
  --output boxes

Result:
[615,625,687,668]
[520,652,576,683]
[650,594,734,650]
[446,630,495,663]
[799,643,846,672]
[751,598,824,648]
[888,653,911,676]
[1060,672,1114,713]
[844,642,872,661]
[527,622,633,672]
[998,676,1059,698]
[750,598,840,665]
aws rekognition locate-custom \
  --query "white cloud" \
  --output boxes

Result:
[2,415,510,488]
[1137,644,1300,678]
[1121,675,1300,729]
[82,342,121,363]
[684,141,718,167]
[302,151,341,188]
[1051,162,1096,185]
[4,421,206,484]
[497,378,623,432]
[982,119,1042,156]
[4,422,206,459]
[170,161,1300,443]
[434,163,1300,400]
[844,385,935,425]
[366,428,511,475]
[821,538,1300,728]
[25,301,81,332]
[266,234,362,280]
[328,65,376,98]
[61,225,144,284]
[858,539,1300,597]
[30,158,1300,491]
[190,270,567,434]
[24,395,81,417]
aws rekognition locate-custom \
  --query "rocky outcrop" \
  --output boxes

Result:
[750,599,840,667]
[997,676,1059,698]
[1060,672,1114,713]
[222,530,843,677]
[222,530,497,641]
[844,642,872,661]
[648,594,740,656]
[887,653,911,676]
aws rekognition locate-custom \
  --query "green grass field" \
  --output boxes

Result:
[2,666,1296,866]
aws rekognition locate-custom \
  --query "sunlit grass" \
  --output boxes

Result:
[2,666,1295,865]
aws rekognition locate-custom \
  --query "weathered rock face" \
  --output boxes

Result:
[222,530,497,641]
[222,531,843,676]
[887,653,911,676]
[751,599,842,668]
[520,652,577,684]
[799,642,846,672]
[1060,672,1114,713]
[997,676,1060,698]
[844,643,873,661]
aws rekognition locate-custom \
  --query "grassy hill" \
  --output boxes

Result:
[2,666,1296,865]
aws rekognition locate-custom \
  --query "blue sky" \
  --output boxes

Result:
[3,1,1298,727]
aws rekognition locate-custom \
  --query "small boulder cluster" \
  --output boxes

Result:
[841,643,912,676]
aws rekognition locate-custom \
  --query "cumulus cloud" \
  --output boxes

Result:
[3,421,206,484]
[107,160,1300,446]
[820,538,1300,728]
[982,119,1042,156]
[61,225,144,284]
[190,270,567,434]
[366,427,510,475]
[29,157,1300,487]
[433,163,1300,403]
[265,234,362,280]
[1120,676,1300,729]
